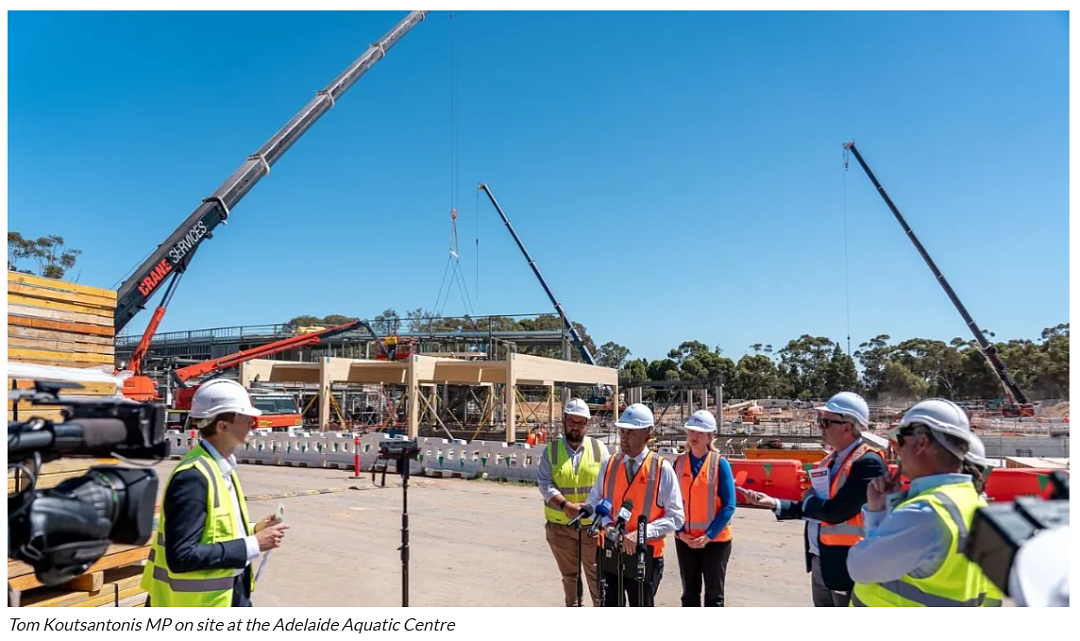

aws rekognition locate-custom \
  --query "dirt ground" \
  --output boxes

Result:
[150,461,813,607]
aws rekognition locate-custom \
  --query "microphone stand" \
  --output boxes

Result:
[592,520,607,607]
[635,515,647,606]
[615,525,625,608]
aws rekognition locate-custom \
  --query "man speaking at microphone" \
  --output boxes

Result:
[586,403,684,607]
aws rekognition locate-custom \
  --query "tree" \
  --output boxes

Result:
[596,341,632,369]
[373,309,402,335]
[8,232,82,280]
[823,345,860,396]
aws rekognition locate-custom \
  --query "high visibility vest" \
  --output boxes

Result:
[674,451,733,542]
[817,442,885,547]
[850,482,1003,607]
[141,444,255,607]
[544,436,606,525]
[598,451,666,558]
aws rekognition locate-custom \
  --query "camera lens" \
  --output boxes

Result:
[49,466,159,545]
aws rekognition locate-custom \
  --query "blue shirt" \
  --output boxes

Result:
[846,473,973,585]
[679,452,736,540]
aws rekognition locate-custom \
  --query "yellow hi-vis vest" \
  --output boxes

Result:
[544,436,606,525]
[850,481,1003,607]
[141,443,255,607]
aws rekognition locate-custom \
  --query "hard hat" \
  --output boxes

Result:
[815,391,870,428]
[895,398,984,464]
[615,403,654,429]
[684,410,717,433]
[190,379,263,419]
[564,398,591,419]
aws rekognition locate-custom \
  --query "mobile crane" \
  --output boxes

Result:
[843,141,1035,417]
[477,183,618,404]
[112,11,428,401]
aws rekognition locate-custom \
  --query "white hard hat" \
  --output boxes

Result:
[190,379,262,419]
[563,398,591,419]
[815,391,870,428]
[615,403,654,429]
[684,410,717,433]
[895,398,984,464]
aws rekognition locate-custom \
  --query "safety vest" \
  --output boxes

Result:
[599,451,666,558]
[544,436,606,525]
[674,450,733,542]
[850,481,1003,607]
[141,443,255,607]
[817,442,884,547]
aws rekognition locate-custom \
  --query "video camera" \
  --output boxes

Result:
[8,380,170,588]
[965,470,1069,600]
[378,439,420,467]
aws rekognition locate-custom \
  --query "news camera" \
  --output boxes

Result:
[965,470,1069,602]
[373,438,421,607]
[8,380,170,588]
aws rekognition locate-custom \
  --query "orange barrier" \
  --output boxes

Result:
[984,468,1067,503]
[730,459,807,503]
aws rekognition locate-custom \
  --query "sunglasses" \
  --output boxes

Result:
[817,418,848,429]
[894,426,917,448]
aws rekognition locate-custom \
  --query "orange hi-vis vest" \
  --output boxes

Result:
[675,451,733,542]
[599,451,666,558]
[817,442,885,547]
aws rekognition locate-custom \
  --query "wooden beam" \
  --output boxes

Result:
[407,356,419,439]
[319,357,331,432]
[505,357,516,443]
[507,353,618,386]
[7,271,117,300]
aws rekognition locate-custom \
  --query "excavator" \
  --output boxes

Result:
[110,11,428,402]
[844,141,1036,418]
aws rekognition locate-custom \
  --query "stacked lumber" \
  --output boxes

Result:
[7,271,118,423]
[9,545,150,607]
[7,456,120,494]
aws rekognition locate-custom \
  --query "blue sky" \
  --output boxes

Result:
[7,10,1070,362]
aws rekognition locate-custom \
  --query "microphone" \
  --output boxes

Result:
[566,503,594,528]
[9,419,128,457]
[613,499,634,535]
[588,499,612,537]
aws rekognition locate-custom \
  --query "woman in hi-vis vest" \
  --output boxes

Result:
[674,410,736,606]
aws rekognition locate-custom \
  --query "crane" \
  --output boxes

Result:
[113,10,428,401]
[169,320,373,409]
[843,141,1034,417]
[477,183,596,366]
[477,183,616,404]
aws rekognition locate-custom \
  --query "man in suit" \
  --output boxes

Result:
[739,391,886,607]
[142,379,289,607]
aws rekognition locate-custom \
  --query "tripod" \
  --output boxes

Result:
[398,452,410,607]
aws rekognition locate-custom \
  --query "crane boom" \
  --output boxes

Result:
[477,182,597,366]
[843,141,1030,407]
[113,10,428,333]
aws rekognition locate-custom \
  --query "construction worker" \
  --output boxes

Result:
[586,403,684,607]
[846,398,1002,607]
[739,391,886,607]
[674,410,736,607]
[537,398,610,606]
[142,379,290,607]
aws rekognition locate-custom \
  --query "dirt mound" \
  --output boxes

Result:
[1041,401,1070,419]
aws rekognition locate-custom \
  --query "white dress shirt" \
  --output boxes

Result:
[202,440,261,563]
[586,448,685,540]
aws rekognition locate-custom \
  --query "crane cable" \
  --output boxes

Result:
[433,11,475,320]
[842,145,852,357]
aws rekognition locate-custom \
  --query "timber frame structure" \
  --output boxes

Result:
[238,353,619,442]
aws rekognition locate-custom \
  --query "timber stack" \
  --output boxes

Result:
[7,270,151,607]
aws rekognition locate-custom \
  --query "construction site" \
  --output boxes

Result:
[6,10,1069,609]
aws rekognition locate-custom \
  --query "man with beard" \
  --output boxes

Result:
[537,398,610,606]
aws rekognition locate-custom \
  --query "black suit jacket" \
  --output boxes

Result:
[157,466,254,607]
[775,449,887,592]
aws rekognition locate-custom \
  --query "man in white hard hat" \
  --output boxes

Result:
[673,410,737,606]
[537,398,610,606]
[585,403,684,606]
[740,391,887,607]
[142,379,289,607]
[846,398,1002,607]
